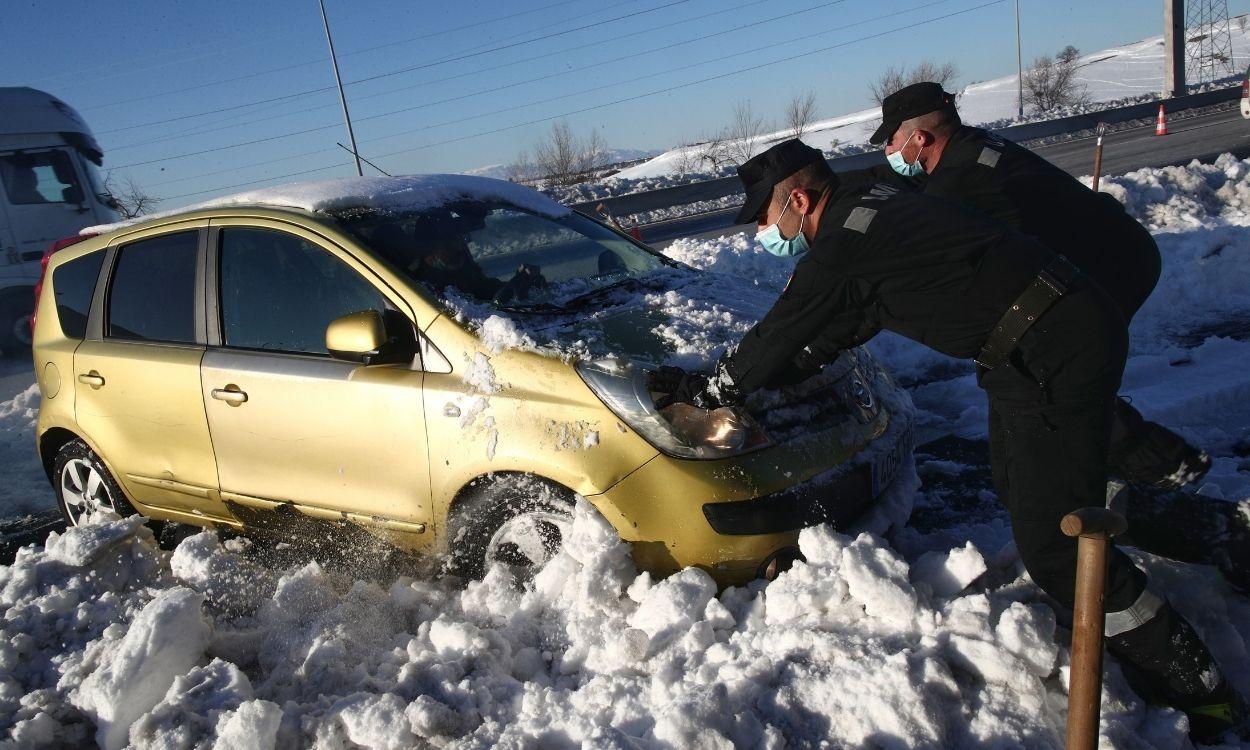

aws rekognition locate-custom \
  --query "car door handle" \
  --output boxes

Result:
[211,386,248,406]
[77,371,105,388]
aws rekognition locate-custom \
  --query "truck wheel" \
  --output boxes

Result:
[0,294,32,354]
[52,439,137,526]
[445,475,574,581]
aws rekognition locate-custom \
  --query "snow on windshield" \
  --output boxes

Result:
[82,174,571,236]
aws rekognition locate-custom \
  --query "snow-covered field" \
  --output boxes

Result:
[2,158,1250,748]
[605,20,1250,186]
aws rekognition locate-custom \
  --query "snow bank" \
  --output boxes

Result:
[0,383,54,519]
[618,22,1250,181]
[0,499,1195,748]
[84,173,570,235]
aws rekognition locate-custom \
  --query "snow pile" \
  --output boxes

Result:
[83,174,571,235]
[0,383,55,519]
[0,499,1214,748]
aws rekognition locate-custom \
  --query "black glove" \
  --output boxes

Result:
[764,349,826,388]
[647,361,742,410]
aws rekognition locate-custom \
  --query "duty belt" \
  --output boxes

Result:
[975,255,1079,370]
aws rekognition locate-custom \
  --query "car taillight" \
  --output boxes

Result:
[1243,78,1249,97]
[31,234,96,334]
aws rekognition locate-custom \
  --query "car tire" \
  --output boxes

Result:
[0,293,32,355]
[444,474,575,581]
[52,439,138,526]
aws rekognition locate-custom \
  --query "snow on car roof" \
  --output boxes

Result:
[82,174,571,235]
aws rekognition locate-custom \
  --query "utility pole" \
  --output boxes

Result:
[1015,0,1024,118]
[318,0,363,177]
[1164,0,1186,97]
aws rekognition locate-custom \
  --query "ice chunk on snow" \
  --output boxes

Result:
[212,699,283,750]
[840,533,918,625]
[912,542,988,599]
[74,587,210,750]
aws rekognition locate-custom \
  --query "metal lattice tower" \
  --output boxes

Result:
[1186,0,1236,84]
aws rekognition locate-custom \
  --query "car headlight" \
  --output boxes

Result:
[576,358,772,459]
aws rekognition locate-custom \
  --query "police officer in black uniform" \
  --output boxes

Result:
[866,82,1210,490]
[648,140,1237,741]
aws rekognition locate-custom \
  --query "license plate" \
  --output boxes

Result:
[871,423,914,497]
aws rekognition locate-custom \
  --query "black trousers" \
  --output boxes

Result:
[979,282,1225,706]
[1083,229,1196,485]
[980,282,1145,613]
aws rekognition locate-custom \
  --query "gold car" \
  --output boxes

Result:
[32,175,912,586]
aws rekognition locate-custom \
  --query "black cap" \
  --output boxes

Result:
[733,139,825,225]
[869,82,955,145]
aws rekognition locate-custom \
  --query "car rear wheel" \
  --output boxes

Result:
[0,294,32,355]
[52,439,136,526]
[445,474,574,581]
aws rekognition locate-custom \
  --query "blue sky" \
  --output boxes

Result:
[5,0,1248,205]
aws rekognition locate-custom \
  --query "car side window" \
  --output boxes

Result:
[52,251,105,338]
[107,231,198,344]
[218,227,389,355]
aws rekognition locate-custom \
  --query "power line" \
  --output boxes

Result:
[114,0,831,170]
[145,0,941,185]
[96,2,633,136]
[80,0,590,112]
[109,0,803,152]
[162,0,1001,202]
[87,0,671,117]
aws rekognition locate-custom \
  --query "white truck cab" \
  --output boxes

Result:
[0,87,118,351]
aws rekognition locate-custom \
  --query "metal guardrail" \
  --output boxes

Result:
[571,86,1241,221]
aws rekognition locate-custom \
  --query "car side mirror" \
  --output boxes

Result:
[326,310,415,366]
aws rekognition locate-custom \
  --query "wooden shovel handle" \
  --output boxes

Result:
[1061,507,1127,538]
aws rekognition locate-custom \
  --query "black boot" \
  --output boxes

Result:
[1108,398,1212,489]
[1106,602,1242,743]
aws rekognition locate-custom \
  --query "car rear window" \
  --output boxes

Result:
[107,231,198,344]
[51,251,105,338]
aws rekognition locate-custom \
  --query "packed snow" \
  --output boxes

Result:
[82,174,571,236]
[2,156,1249,747]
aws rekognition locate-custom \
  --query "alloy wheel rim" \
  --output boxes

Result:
[59,458,116,525]
[485,510,571,578]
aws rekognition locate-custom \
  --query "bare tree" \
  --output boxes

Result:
[1057,45,1081,64]
[504,150,535,183]
[1022,49,1089,113]
[868,59,959,104]
[784,91,818,139]
[671,137,704,174]
[867,60,959,140]
[696,130,733,170]
[724,100,769,164]
[531,121,609,185]
[103,171,159,219]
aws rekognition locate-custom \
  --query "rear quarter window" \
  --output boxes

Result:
[51,251,105,338]
[107,231,198,344]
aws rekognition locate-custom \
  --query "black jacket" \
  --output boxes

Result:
[854,126,1160,318]
[722,181,1058,394]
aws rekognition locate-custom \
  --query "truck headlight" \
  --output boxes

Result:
[576,358,771,459]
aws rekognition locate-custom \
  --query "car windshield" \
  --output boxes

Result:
[333,200,668,311]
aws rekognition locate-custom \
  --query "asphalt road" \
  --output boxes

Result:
[648,104,1250,249]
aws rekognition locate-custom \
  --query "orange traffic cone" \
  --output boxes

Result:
[1155,103,1168,136]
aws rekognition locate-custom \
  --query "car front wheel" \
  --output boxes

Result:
[52,439,136,526]
[445,474,574,581]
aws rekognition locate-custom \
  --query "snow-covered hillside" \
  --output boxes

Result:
[1,157,1249,748]
[616,21,1250,181]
